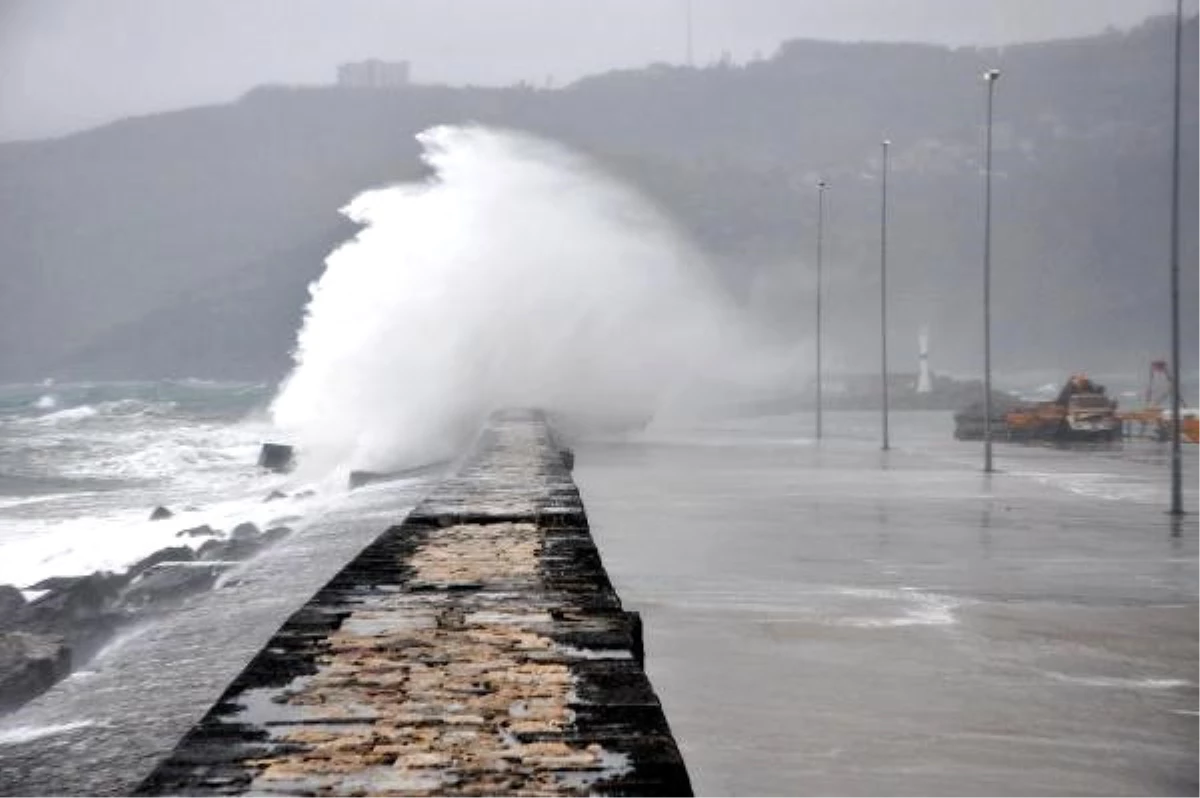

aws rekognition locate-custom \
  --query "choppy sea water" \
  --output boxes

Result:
[0,380,437,795]
[0,380,291,587]
[1,388,1196,795]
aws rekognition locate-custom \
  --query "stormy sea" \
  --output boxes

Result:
[0,378,442,794]
[2,379,295,588]
[0,125,1195,795]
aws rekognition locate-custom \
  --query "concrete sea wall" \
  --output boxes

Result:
[136,409,691,796]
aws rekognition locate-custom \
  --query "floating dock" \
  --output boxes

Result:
[135,410,691,797]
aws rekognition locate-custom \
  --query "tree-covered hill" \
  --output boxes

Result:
[0,15,1194,381]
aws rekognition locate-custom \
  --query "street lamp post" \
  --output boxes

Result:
[1169,0,1184,516]
[684,0,694,67]
[816,179,829,441]
[982,69,1000,474]
[881,139,891,451]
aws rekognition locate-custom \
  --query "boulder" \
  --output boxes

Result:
[149,506,174,521]
[230,522,260,540]
[0,585,27,625]
[127,546,196,580]
[194,522,291,563]
[175,524,216,539]
[118,563,230,610]
[348,470,387,490]
[0,632,71,712]
[10,573,130,670]
[197,534,265,562]
[21,572,128,629]
[262,526,293,544]
[25,575,84,592]
[257,443,295,473]
[264,490,287,503]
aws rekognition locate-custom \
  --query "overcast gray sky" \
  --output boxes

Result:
[0,0,1180,142]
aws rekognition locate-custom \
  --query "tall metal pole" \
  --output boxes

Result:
[685,0,694,67]
[1169,0,1184,515]
[881,139,891,451]
[816,179,828,440]
[983,69,1000,474]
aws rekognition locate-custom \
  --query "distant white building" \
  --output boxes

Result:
[337,60,411,88]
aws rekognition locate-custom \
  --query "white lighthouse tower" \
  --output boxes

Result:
[916,325,932,394]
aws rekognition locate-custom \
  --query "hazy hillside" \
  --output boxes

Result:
[0,15,1195,382]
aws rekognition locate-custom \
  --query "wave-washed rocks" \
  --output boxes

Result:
[0,519,295,714]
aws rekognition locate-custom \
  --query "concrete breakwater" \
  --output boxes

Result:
[136,410,691,797]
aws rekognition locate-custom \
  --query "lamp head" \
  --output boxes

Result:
[984,68,1001,82]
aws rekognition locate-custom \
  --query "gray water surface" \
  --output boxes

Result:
[1,409,1193,797]
[575,411,1198,796]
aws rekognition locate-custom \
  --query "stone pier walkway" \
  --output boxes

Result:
[136,410,691,797]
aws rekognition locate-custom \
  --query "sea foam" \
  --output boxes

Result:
[271,125,778,473]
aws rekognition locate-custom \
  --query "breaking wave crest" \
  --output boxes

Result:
[271,125,771,473]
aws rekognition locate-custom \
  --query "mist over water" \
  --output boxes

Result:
[271,125,785,472]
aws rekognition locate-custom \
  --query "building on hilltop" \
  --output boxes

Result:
[337,59,410,88]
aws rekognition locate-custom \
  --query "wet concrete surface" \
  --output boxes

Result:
[574,411,1197,796]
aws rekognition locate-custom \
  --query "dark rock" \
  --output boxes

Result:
[264,490,287,503]
[231,522,260,540]
[0,632,71,712]
[175,524,216,539]
[195,539,224,561]
[348,470,387,490]
[118,563,230,610]
[7,572,129,675]
[25,575,84,592]
[149,506,174,521]
[0,585,27,624]
[262,526,292,544]
[22,572,128,629]
[293,489,316,499]
[128,546,196,580]
[197,536,265,562]
[198,525,290,562]
[224,538,267,560]
[257,443,294,473]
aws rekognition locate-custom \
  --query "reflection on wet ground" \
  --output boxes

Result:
[575,411,1198,796]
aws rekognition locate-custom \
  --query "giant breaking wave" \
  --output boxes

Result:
[270,125,775,473]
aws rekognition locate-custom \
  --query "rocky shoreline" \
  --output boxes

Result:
[0,511,296,713]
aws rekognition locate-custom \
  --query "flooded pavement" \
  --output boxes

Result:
[574,410,1198,796]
